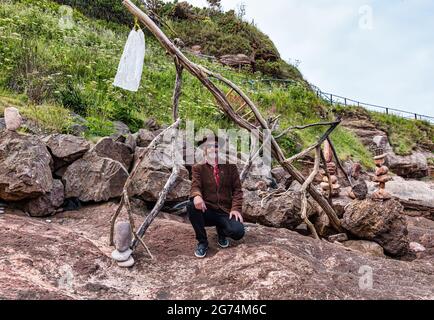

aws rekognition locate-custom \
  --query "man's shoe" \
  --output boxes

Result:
[217,235,229,248]
[194,243,208,258]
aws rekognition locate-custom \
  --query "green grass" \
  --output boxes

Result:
[20,103,74,133]
[370,112,433,155]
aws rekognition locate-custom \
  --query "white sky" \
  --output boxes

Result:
[180,0,434,117]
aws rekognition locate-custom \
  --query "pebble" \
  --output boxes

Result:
[117,256,135,268]
[111,249,132,262]
[114,221,132,252]
[410,242,426,253]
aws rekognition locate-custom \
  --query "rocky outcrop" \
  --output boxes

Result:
[243,190,314,229]
[92,137,134,171]
[342,199,409,257]
[406,216,434,261]
[23,179,64,217]
[341,113,431,178]
[0,203,433,299]
[128,146,191,202]
[43,134,90,176]
[219,54,253,68]
[341,116,387,147]
[62,151,128,202]
[0,131,53,201]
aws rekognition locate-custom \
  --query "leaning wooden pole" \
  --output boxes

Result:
[122,0,343,232]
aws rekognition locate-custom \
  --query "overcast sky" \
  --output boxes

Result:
[181,0,434,117]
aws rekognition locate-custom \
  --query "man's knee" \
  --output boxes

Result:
[187,200,198,215]
[228,221,245,240]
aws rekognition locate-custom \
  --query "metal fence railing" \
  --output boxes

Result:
[309,84,434,123]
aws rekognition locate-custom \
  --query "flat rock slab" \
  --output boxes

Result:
[1,204,433,300]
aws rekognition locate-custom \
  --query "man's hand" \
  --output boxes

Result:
[193,196,207,212]
[229,210,244,223]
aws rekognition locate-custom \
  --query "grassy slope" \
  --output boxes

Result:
[5,0,431,169]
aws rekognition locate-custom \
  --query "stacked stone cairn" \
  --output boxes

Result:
[348,163,368,200]
[111,221,135,267]
[320,140,341,197]
[372,147,392,200]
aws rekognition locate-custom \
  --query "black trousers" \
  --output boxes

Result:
[187,201,245,246]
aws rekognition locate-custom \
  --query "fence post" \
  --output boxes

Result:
[330,94,333,105]
[344,98,347,106]
[415,114,417,120]
[386,108,389,115]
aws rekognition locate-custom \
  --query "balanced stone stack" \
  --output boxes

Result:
[320,141,341,197]
[372,148,392,200]
[111,222,135,268]
[348,163,368,200]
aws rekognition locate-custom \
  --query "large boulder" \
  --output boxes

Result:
[271,166,293,189]
[43,134,90,176]
[342,199,409,257]
[111,121,130,140]
[243,190,314,229]
[62,151,129,202]
[128,146,191,202]
[387,151,429,178]
[92,137,134,171]
[0,131,53,201]
[23,179,64,217]
[136,129,156,148]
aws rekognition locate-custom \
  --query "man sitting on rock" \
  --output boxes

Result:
[188,135,245,258]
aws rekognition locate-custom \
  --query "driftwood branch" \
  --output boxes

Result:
[285,120,340,165]
[240,121,278,183]
[132,129,180,249]
[109,118,181,246]
[320,149,333,203]
[122,0,343,233]
[326,137,353,187]
[172,58,183,121]
[299,146,321,240]
[276,120,341,139]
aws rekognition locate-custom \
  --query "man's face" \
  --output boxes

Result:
[205,144,218,163]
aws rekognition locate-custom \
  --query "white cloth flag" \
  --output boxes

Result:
[113,28,146,92]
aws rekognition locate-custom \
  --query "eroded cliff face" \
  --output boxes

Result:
[0,203,433,300]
